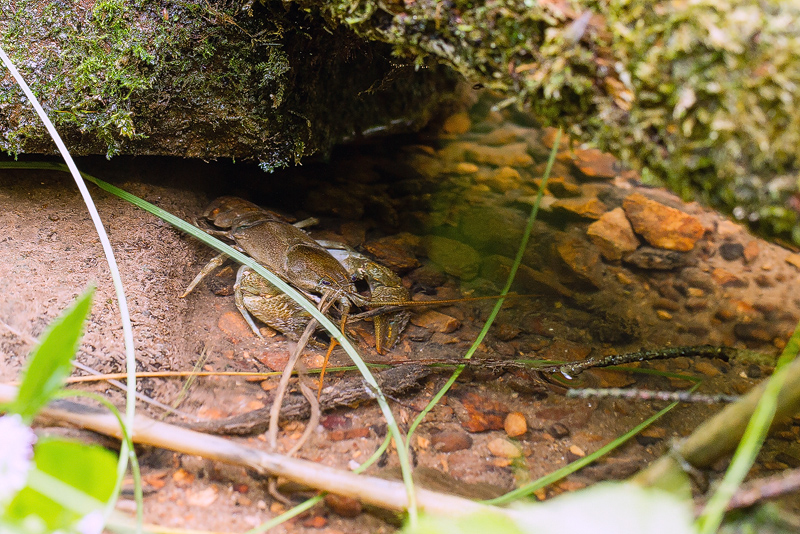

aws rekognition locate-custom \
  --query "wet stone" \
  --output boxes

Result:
[734,322,775,343]
[410,310,461,333]
[483,166,522,193]
[555,232,604,287]
[455,391,509,432]
[363,233,421,271]
[464,142,534,167]
[504,412,528,437]
[623,193,705,251]
[786,254,800,271]
[442,112,472,135]
[711,267,748,288]
[325,494,363,518]
[548,422,570,439]
[572,148,620,180]
[623,247,692,270]
[423,235,481,280]
[551,197,608,220]
[586,207,640,261]
[719,242,744,261]
[743,241,760,263]
[685,298,708,311]
[487,438,523,459]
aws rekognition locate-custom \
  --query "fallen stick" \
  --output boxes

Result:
[0,384,500,519]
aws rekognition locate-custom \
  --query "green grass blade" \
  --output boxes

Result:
[696,320,800,533]
[12,287,94,422]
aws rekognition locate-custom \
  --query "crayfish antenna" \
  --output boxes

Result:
[317,314,347,399]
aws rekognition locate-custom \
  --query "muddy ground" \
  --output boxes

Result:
[2,100,800,532]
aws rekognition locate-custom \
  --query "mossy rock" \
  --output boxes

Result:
[0,0,457,167]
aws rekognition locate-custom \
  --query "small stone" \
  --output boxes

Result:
[586,207,640,260]
[641,426,666,439]
[734,322,774,343]
[656,310,673,320]
[456,391,509,432]
[325,494,363,518]
[568,444,586,457]
[555,232,604,287]
[544,177,582,198]
[754,274,774,287]
[487,438,522,458]
[719,242,744,261]
[485,166,522,192]
[686,287,705,297]
[623,247,692,270]
[217,311,253,342]
[572,148,619,180]
[431,430,473,452]
[716,219,742,238]
[653,298,680,312]
[551,197,608,219]
[454,162,479,174]
[685,298,708,311]
[786,254,800,271]
[423,235,481,280]
[186,486,219,507]
[494,323,522,341]
[442,112,471,134]
[363,233,421,271]
[711,267,748,288]
[410,310,461,333]
[623,193,705,251]
[302,516,328,528]
[743,241,759,263]
[548,423,570,439]
[464,142,534,167]
[504,412,527,437]
[695,361,721,377]
[477,125,523,145]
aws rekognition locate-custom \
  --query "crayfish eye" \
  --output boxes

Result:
[319,279,332,287]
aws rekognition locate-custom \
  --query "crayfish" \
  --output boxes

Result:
[182,196,416,354]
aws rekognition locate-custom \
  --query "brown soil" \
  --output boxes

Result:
[2,99,800,532]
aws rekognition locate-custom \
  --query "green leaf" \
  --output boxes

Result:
[12,287,94,421]
[6,438,118,531]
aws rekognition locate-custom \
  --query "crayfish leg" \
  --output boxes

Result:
[181,253,228,298]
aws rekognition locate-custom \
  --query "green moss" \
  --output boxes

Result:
[290,0,800,244]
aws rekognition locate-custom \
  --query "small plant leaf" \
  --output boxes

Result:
[6,438,117,530]
[12,287,94,421]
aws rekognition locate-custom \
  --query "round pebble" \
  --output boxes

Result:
[487,438,522,458]
[431,430,473,452]
[719,242,744,261]
[504,412,527,437]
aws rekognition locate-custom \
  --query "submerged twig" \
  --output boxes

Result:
[567,388,740,404]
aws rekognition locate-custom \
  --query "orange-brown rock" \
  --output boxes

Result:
[572,148,619,180]
[551,197,608,219]
[441,112,471,134]
[586,207,640,260]
[411,310,461,333]
[622,193,705,251]
[555,233,604,287]
[464,142,534,167]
